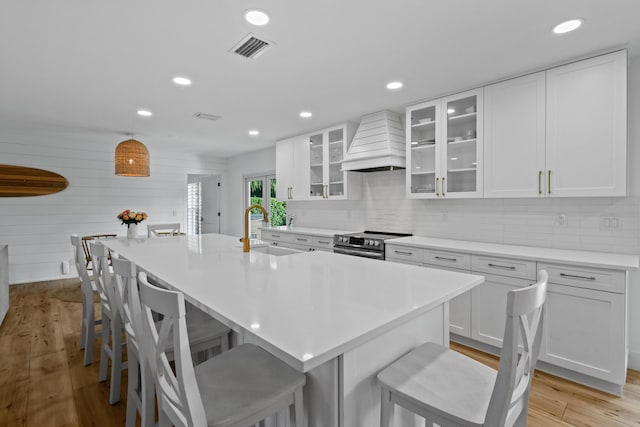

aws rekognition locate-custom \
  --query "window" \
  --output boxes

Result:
[187,181,202,235]
[245,174,286,239]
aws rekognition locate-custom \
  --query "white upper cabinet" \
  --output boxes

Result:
[276,135,310,200]
[407,88,483,199]
[484,72,546,198]
[483,50,627,198]
[546,50,627,197]
[308,122,360,200]
[277,123,360,201]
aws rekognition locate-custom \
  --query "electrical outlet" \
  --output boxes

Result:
[600,216,620,229]
[61,260,70,275]
[554,213,568,227]
[172,209,177,217]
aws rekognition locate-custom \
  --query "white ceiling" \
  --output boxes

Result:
[1,0,639,159]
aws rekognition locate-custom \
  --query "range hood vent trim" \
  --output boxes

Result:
[342,110,406,172]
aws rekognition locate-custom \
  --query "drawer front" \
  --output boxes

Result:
[291,234,313,246]
[425,250,471,271]
[472,255,536,280]
[261,231,295,243]
[386,245,423,263]
[312,236,334,251]
[538,263,626,294]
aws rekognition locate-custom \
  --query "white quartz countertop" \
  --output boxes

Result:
[386,236,639,271]
[259,225,357,237]
[105,234,483,371]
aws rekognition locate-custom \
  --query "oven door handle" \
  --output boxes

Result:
[333,247,384,260]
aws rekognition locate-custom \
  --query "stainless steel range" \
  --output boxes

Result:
[333,231,412,260]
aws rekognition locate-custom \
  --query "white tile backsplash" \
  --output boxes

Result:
[287,170,640,255]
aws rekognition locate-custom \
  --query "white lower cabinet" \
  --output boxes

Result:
[261,230,334,252]
[385,242,631,394]
[537,262,627,386]
[540,284,626,384]
[470,273,533,348]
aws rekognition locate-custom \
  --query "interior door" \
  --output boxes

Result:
[201,175,221,234]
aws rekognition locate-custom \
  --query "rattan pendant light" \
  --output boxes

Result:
[115,139,150,177]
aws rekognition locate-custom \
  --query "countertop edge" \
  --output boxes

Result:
[386,237,639,271]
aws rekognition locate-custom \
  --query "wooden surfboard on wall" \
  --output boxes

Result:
[0,165,69,197]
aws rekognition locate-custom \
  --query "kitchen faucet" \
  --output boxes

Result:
[241,204,269,253]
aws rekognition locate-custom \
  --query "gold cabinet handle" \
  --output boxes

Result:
[442,176,446,197]
[548,170,551,194]
[538,171,542,195]
[435,177,440,196]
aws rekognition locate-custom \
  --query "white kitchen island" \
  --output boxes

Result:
[105,234,484,426]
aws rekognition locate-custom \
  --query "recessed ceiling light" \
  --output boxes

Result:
[299,111,312,118]
[386,81,403,90]
[245,9,270,26]
[411,141,418,145]
[248,130,260,136]
[172,76,192,86]
[447,108,455,114]
[553,18,583,34]
[137,110,152,117]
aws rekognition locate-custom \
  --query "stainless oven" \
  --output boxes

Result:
[333,231,412,260]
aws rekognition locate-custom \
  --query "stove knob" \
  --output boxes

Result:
[374,241,380,246]
[367,240,373,245]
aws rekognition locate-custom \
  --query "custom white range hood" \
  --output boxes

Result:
[341,110,406,172]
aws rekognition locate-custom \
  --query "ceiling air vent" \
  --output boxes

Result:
[230,33,271,59]
[193,112,221,121]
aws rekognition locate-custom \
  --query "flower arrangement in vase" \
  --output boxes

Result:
[117,210,148,238]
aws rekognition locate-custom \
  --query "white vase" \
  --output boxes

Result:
[127,223,138,239]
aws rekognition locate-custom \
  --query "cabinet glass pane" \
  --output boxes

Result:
[446,95,477,194]
[328,128,344,197]
[409,105,437,194]
[309,133,324,198]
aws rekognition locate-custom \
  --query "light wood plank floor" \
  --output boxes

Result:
[1,279,640,426]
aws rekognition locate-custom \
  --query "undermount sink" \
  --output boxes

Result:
[252,245,303,256]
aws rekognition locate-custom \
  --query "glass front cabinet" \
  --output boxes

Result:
[308,122,360,200]
[406,88,483,199]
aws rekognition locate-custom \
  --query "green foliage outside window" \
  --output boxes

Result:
[250,196,287,226]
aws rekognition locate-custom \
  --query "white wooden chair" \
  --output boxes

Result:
[70,234,101,366]
[138,272,306,427]
[90,241,127,405]
[111,257,156,427]
[378,271,549,427]
[112,259,232,427]
[147,223,181,237]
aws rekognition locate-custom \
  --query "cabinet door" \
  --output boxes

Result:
[275,139,293,200]
[539,283,626,384]
[406,100,441,198]
[441,88,484,198]
[546,50,627,197]
[291,135,310,200]
[484,72,546,198]
[327,127,346,198]
[471,273,533,348]
[308,132,325,199]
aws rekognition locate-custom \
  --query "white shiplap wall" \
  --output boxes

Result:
[0,138,226,284]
